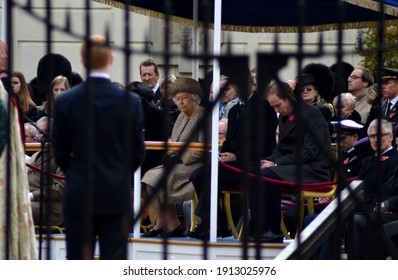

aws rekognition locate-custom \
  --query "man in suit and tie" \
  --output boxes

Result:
[352,119,398,258]
[187,72,278,240]
[358,119,398,208]
[53,35,145,259]
[139,59,162,103]
[250,80,332,243]
[381,68,398,144]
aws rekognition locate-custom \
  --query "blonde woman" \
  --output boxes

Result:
[40,75,70,117]
[331,92,362,124]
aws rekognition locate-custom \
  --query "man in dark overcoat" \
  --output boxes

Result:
[250,81,332,242]
[53,35,145,259]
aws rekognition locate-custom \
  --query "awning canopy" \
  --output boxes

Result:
[95,0,398,32]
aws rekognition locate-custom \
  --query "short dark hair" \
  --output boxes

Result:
[266,81,293,101]
[139,59,159,75]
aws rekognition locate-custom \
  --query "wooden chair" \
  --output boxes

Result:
[221,179,337,240]
[220,143,339,240]
[139,206,156,233]
[221,182,246,239]
[189,195,199,231]
[279,181,337,238]
[35,225,66,234]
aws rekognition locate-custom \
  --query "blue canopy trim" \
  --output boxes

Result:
[94,0,398,32]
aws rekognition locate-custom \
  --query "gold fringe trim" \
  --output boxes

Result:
[344,0,398,17]
[218,19,398,33]
[92,0,195,25]
[93,0,398,33]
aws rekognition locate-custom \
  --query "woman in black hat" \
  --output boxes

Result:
[295,73,333,123]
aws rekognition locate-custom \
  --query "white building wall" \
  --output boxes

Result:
[1,0,363,85]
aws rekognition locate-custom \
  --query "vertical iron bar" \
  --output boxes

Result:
[4,0,13,260]
[83,0,94,260]
[123,0,133,258]
[201,0,211,260]
[161,0,172,260]
[334,0,345,260]
[374,0,386,260]
[293,0,306,259]
[42,0,53,260]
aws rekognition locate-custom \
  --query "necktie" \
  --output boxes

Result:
[386,101,393,117]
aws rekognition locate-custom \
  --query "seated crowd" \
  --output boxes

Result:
[5,47,398,260]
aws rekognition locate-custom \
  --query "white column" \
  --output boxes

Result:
[210,0,222,242]
[1,0,7,40]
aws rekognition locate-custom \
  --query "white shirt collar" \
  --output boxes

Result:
[377,146,393,156]
[388,95,398,106]
[89,72,110,80]
[152,83,160,93]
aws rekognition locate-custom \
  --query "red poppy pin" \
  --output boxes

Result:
[289,115,295,122]
[390,107,396,119]
[380,156,389,161]
[343,158,349,165]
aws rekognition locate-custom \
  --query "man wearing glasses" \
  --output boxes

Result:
[348,68,374,123]
[353,119,398,259]
[362,119,398,204]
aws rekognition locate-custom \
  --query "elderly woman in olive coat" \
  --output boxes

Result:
[141,77,208,238]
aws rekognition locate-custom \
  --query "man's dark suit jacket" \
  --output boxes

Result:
[153,87,162,104]
[366,99,398,133]
[222,91,278,165]
[359,148,398,210]
[382,100,398,124]
[53,77,146,216]
[362,181,398,259]
[383,165,398,200]
[139,98,165,175]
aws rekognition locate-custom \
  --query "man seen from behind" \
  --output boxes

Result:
[53,35,145,260]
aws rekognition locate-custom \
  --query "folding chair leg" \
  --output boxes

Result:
[223,193,240,239]
[140,206,156,233]
[280,212,291,239]
[293,196,306,238]
[189,195,198,231]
